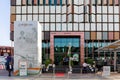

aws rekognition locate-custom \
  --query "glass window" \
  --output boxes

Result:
[28,6,32,13]
[74,0,79,4]
[97,32,102,40]
[28,15,32,20]
[73,23,78,31]
[45,24,49,31]
[103,23,107,31]
[39,0,43,4]
[97,0,101,4]
[115,0,119,5]
[114,6,119,13]
[92,14,95,22]
[79,15,83,22]
[109,0,113,5]
[97,6,101,13]
[84,6,89,13]
[56,24,61,31]
[68,23,72,31]
[67,0,72,4]
[85,32,90,40]
[92,6,95,13]
[46,0,49,4]
[62,23,67,31]
[16,15,21,21]
[56,15,61,22]
[56,6,61,13]
[22,6,26,13]
[45,15,49,22]
[97,15,101,22]
[62,0,66,4]
[91,23,96,31]
[62,6,66,13]
[103,15,107,22]
[50,15,55,22]
[97,23,101,31]
[79,0,83,5]
[33,15,38,21]
[22,0,26,5]
[84,14,89,22]
[11,0,16,6]
[114,15,119,22]
[22,15,26,21]
[108,15,113,22]
[51,23,55,31]
[45,6,49,13]
[86,0,89,4]
[115,24,119,31]
[74,6,79,13]
[51,0,54,4]
[16,0,21,5]
[27,0,32,5]
[51,6,55,13]
[39,6,43,13]
[11,15,16,23]
[85,23,90,31]
[103,32,108,40]
[11,6,15,14]
[57,0,60,4]
[103,0,107,5]
[62,15,66,22]
[91,32,96,40]
[74,15,78,22]
[109,24,113,31]
[102,6,107,13]
[33,6,38,13]
[79,23,84,31]
[16,6,21,13]
[108,6,113,13]
[92,0,95,4]
[79,6,83,13]
[68,14,72,22]
[39,15,43,22]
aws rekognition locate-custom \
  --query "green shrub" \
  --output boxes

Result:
[44,59,52,67]
[85,58,94,65]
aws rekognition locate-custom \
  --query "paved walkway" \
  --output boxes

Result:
[0,70,120,80]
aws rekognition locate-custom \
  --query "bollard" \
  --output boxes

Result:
[53,64,55,80]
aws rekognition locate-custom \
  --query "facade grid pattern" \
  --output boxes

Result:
[10,0,120,60]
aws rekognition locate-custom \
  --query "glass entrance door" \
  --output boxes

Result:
[54,36,80,66]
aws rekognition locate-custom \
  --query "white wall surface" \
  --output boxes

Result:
[14,21,42,72]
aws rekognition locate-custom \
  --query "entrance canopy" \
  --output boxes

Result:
[96,40,120,52]
[96,40,120,71]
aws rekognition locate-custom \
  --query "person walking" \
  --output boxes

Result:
[5,54,13,77]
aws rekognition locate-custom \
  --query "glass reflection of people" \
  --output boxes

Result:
[63,56,69,65]
[104,57,107,66]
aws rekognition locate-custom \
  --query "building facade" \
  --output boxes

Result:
[0,46,14,56]
[10,0,120,66]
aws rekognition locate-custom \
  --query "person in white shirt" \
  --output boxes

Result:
[83,62,88,67]
[82,61,88,73]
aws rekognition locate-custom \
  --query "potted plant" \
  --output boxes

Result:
[85,58,94,65]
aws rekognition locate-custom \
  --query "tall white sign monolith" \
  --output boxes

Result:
[14,21,42,75]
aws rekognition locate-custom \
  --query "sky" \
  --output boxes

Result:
[0,1,11,46]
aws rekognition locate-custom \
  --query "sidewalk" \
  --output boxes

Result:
[0,71,120,80]
[0,73,112,80]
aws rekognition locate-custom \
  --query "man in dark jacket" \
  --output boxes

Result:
[5,54,13,77]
